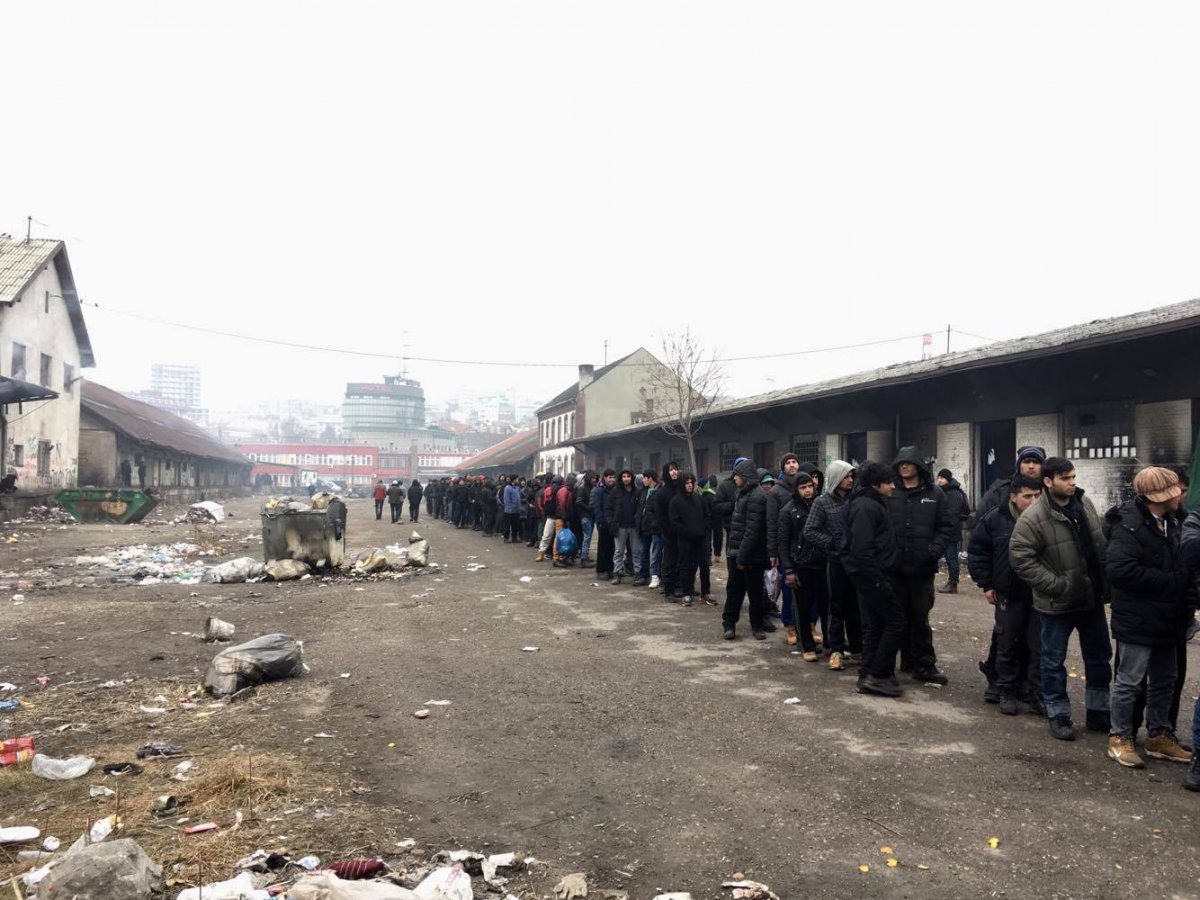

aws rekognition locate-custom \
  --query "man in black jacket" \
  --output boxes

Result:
[593,470,616,577]
[637,470,658,587]
[654,462,682,597]
[386,480,405,524]
[722,459,773,641]
[968,474,1043,716]
[608,469,643,585]
[936,468,971,594]
[1104,467,1192,769]
[408,478,424,523]
[670,473,709,606]
[887,447,956,685]
[780,471,820,657]
[843,462,904,697]
[712,459,745,558]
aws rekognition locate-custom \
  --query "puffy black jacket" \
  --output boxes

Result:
[407,481,423,505]
[728,460,769,567]
[669,490,708,540]
[967,503,1030,603]
[942,479,971,529]
[576,479,595,519]
[593,481,613,529]
[637,485,658,535]
[712,476,738,531]
[779,496,820,574]
[842,482,898,588]
[886,448,956,576]
[654,465,680,535]
[608,483,639,529]
[1105,499,1191,646]
[766,473,796,561]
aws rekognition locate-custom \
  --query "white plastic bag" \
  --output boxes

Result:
[415,865,474,900]
[763,567,781,602]
[32,753,95,780]
[176,872,270,900]
[289,873,421,899]
[203,557,266,583]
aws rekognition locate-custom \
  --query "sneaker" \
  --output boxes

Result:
[752,630,767,641]
[1085,709,1112,733]
[1107,735,1146,768]
[858,674,904,697]
[1144,732,1192,763]
[936,581,958,594]
[649,576,660,589]
[784,626,798,646]
[998,693,1020,716]
[1049,715,1076,741]
[829,651,844,671]
[702,594,718,606]
[632,577,649,587]
[723,627,736,641]
[682,595,693,607]
[802,650,819,662]
[913,668,949,686]
[1184,753,1200,791]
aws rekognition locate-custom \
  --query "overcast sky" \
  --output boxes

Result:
[5,0,1199,417]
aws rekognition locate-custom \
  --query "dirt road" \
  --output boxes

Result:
[2,496,1198,898]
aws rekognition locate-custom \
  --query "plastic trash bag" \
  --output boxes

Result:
[203,557,266,583]
[289,873,420,900]
[415,865,474,900]
[555,528,578,557]
[763,567,781,602]
[32,754,95,780]
[204,634,303,697]
[265,558,310,581]
[406,535,429,567]
[353,549,389,574]
[176,872,270,900]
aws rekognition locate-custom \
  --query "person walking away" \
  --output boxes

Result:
[655,462,683,597]
[722,459,773,640]
[425,480,436,516]
[408,478,424,523]
[575,472,597,567]
[372,480,387,521]
[887,447,956,685]
[1104,467,1191,768]
[805,460,860,671]
[594,470,617,578]
[936,468,971,593]
[669,473,710,606]
[842,462,904,697]
[386,480,405,524]
[610,469,644,586]
[637,470,659,587]
[502,475,523,542]
[968,474,1044,716]
[780,471,821,657]
[1009,457,1111,742]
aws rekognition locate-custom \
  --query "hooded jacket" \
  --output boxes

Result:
[669,482,709,540]
[1009,487,1106,615]
[712,466,741,531]
[841,480,898,588]
[654,463,680,536]
[728,459,769,567]
[1104,498,1191,646]
[637,483,658,535]
[967,502,1031,603]
[503,482,522,515]
[576,474,595,519]
[407,480,424,505]
[779,492,819,575]
[977,446,1048,520]
[797,462,824,495]
[593,478,613,530]
[766,453,800,561]
[609,479,639,528]
[886,447,956,576]
[556,476,576,520]
[940,477,970,530]
[804,459,855,562]
[386,482,405,504]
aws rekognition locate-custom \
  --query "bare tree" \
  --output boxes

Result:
[642,328,725,475]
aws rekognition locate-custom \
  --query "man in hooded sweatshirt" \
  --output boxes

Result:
[843,462,904,698]
[408,478,424,523]
[886,447,956,686]
[713,460,744,560]
[768,453,802,640]
[670,473,710,606]
[654,461,682,597]
[502,476,523,542]
[723,458,773,640]
[936,468,971,594]
[555,475,578,566]
[805,460,860,671]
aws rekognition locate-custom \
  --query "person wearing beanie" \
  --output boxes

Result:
[1010,457,1110,742]
[805,459,861,670]
[768,453,803,638]
[1103,466,1191,769]
[712,457,747,560]
[723,458,773,641]
[936,468,972,593]
[779,471,821,656]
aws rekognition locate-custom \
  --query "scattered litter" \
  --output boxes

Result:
[102,762,143,776]
[0,826,40,844]
[330,858,387,879]
[12,593,24,603]
[1,736,35,766]
[783,697,801,705]
[291,873,418,899]
[90,814,117,842]
[183,822,218,834]
[552,872,587,900]
[136,742,183,759]
[396,839,417,849]
[32,753,96,780]
[43,835,61,851]
[0,698,20,710]
[0,682,16,691]
[858,864,870,873]
[886,858,899,868]
[204,616,236,642]
[90,784,117,797]
[417,864,475,900]
[297,855,322,871]
[102,679,130,688]
[519,576,532,583]
[176,871,268,900]
[414,709,431,719]
[354,549,391,574]
[425,700,451,706]
[987,836,1000,849]
[139,705,168,714]
[481,852,519,884]
[314,732,335,738]
[266,558,311,581]
[521,647,539,652]
[204,633,304,697]
[204,556,267,584]
[722,880,779,900]
[188,500,227,523]
[652,895,694,900]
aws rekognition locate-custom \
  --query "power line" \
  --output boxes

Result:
[80,300,990,368]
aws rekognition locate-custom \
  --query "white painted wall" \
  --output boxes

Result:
[0,260,85,489]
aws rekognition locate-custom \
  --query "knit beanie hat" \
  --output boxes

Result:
[937,468,953,480]
[1133,466,1182,503]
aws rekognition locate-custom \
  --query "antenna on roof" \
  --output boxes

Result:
[26,215,32,243]
[603,339,608,365]
[399,330,410,380]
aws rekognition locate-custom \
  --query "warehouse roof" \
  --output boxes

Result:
[457,427,539,471]
[0,237,95,367]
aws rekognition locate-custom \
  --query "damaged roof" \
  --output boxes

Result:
[457,427,539,471]
[82,381,251,467]
[584,296,1200,441]
[0,236,95,367]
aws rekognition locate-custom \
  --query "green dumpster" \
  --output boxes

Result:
[55,488,160,524]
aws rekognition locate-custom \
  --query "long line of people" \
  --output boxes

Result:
[421,450,1200,791]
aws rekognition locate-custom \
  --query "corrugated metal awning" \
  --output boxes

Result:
[0,376,58,406]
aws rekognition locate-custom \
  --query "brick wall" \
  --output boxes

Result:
[936,422,972,499]
[1072,458,1139,512]
[1016,414,1060,458]
[1134,399,1193,465]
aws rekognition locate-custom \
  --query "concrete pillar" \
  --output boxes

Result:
[936,422,972,499]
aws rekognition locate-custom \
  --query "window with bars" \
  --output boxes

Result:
[753,441,775,470]
[789,433,820,466]
[719,442,741,471]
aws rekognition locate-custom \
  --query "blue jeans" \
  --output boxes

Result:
[1111,641,1177,738]
[943,542,961,583]
[650,534,663,577]
[580,517,594,559]
[1040,606,1112,719]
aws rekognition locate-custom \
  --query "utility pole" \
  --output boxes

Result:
[603,339,608,365]
[945,324,951,354]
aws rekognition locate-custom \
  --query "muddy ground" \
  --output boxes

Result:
[2,495,1199,898]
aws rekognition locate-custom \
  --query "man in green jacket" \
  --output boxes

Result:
[1009,457,1111,742]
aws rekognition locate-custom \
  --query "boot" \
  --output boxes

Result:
[936,581,958,594]
[784,625,798,646]
[535,552,544,562]
[1184,751,1200,792]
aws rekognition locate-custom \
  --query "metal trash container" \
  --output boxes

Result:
[260,508,344,568]
[55,488,159,524]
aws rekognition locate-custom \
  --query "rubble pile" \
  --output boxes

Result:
[11,506,77,525]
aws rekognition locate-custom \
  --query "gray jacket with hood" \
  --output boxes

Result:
[803,460,856,562]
